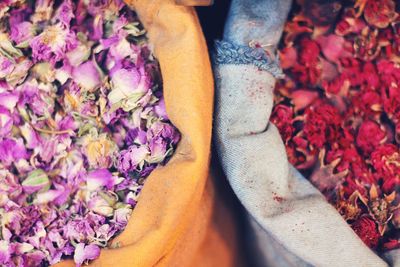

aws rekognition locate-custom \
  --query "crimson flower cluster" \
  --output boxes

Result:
[271,0,400,251]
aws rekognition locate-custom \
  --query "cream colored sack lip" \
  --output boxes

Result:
[54,0,223,266]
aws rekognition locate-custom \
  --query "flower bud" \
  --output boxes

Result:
[22,169,50,194]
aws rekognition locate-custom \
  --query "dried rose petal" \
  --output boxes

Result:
[279,46,297,69]
[72,60,102,91]
[86,169,116,191]
[316,34,346,63]
[0,107,13,138]
[10,21,36,46]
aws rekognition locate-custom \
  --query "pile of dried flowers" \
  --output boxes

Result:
[271,0,400,252]
[0,0,180,266]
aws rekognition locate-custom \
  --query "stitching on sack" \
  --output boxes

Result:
[213,40,284,79]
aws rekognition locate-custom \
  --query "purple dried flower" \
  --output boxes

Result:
[10,21,35,45]
[125,128,147,146]
[0,107,13,138]
[0,92,19,112]
[30,24,77,63]
[54,0,75,26]
[99,30,133,62]
[6,59,33,86]
[0,138,28,167]
[74,243,100,267]
[153,97,169,120]
[0,241,12,266]
[86,169,115,191]
[148,137,168,164]
[31,0,54,23]
[116,145,149,174]
[0,0,180,265]
[64,218,95,244]
[108,65,151,110]
[91,15,104,41]
[87,193,114,217]
[0,56,14,79]
[23,251,47,266]
[22,169,50,194]
[112,206,132,227]
[20,124,41,149]
[66,43,91,67]
[149,121,180,144]
[72,60,102,91]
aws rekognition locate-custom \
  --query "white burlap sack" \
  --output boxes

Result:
[213,0,400,266]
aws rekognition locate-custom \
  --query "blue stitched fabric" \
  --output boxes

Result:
[214,40,284,79]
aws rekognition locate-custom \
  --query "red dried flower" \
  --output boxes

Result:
[299,37,320,66]
[271,104,295,143]
[356,120,386,154]
[287,134,318,169]
[364,0,398,29]
[341,175,367,198]
[272,0,400,252]
[351,217,380,249]
[322,74,349,94]
[336,187,363,220]
[361,62,380,89]
[310,149,347,196]
[383,93,400,122]
[371,144,400,181]
[352,90,382,116]
[304,102,341,148]
[339,57,363,87]
[336,147,375,184]
[353,27,380,61]
[335,8,366,36]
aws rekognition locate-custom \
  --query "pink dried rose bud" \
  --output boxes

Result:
[22,169,50,194]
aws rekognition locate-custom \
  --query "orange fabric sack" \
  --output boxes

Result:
[55,1,240,266]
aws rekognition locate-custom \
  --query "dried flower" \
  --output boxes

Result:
[272,0,400,251]
[364,0,398,29]
[352,217,380,249]
[0,1,180,265]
